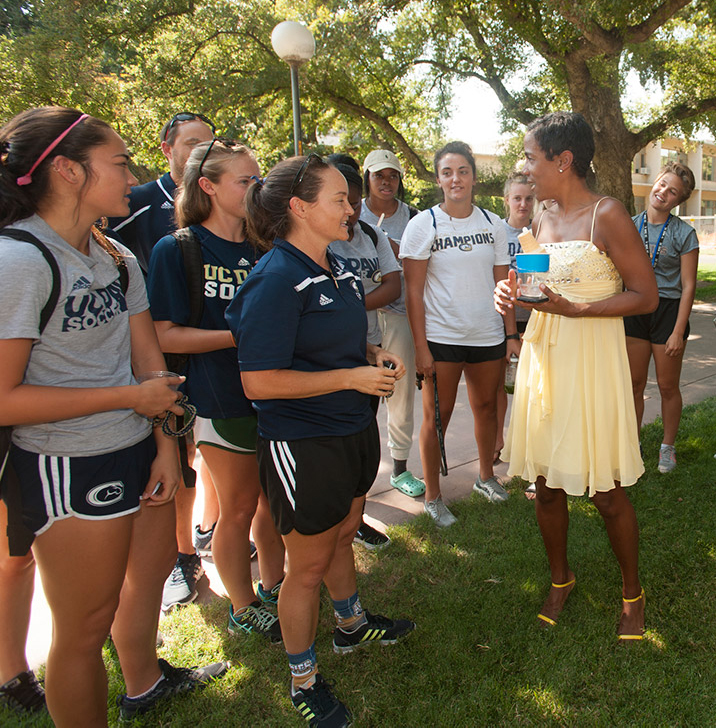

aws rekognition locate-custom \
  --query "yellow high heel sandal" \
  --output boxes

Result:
[618,588,645,641]
[537,578,576,626]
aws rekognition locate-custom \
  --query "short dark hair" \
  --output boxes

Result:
[526,112,594,178]
[433,141,476,178]
[0,106,113,228]
[657,161,696,203]
[332,163,362,193]
[245,155,329,249]
[326,153,360,172]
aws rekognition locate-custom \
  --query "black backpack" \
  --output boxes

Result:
[162,227,205,375]
[0,226,129,555]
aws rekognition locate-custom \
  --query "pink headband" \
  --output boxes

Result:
[16,113,89,186]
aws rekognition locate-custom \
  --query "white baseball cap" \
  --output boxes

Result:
[363,149,404,175]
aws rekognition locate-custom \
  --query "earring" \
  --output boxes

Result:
[559,169,564,173]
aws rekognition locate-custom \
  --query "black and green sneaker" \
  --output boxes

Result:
[291,673,352,728]
[257,576,284,606]
[0,670,46,713]
[332,611,415,654]
[228,601,282,643]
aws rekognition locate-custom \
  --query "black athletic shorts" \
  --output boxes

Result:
[624,297,689,345]
[428,340,506,364]
[9,435,156,538]
[256,420,380,536]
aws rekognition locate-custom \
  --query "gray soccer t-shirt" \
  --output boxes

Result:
[632,213,699,299]
[360,200,413,314]
[0,215,151,456]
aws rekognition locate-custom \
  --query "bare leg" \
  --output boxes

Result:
[253,491,285,591]
[112,501,176,696]
[33,516,133,727]
[626,336,652,435]
[534,478,574,624]
[174,483,196,555]
[495,358,507,459]
[198,458,220,532]
[591,484,644,637]
[419,362,463,502]
[464,359,503,481]
[652,343,685,446]
[0,501,34,684]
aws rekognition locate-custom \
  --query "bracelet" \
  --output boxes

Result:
[506,333,520,341]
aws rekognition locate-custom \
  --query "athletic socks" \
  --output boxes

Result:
[332,592,367,632]
[288,643,318,694]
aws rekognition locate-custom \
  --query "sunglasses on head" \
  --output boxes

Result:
[289,153,323,197]
[163,112,216,141]
[197,137,241,177]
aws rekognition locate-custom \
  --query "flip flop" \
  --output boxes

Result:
[390,471,426,498]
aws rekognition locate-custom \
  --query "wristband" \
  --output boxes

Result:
[506,333,520,341]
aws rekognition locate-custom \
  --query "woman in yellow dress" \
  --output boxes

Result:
[496,112,658,640]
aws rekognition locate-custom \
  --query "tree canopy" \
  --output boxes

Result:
[2,0,716,207]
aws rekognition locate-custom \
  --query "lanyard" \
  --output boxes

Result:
[638,212,671,268]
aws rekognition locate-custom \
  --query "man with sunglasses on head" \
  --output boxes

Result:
[108,112,217,615]
[109,112,215,273]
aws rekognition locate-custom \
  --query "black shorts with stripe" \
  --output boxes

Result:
[8,435,156,537]
[256,420,380,536]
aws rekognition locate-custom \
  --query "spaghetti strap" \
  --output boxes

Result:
[590,197,609,244]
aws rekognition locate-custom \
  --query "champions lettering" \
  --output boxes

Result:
[431,232,495,252]
[203,264,249,300]
[62,279,128,332]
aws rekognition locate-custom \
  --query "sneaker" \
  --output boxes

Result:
[193,523,215,559]
[291,673,352,728]
[333,611,415,654]
[161,553,204,612]
[250,539,257,560]
[117,658,228,721]
[473,474,509,502]
[423,495,457,528]
[0,670,46,713]
[228,601,282,643]
[257,577,284,606]
[658,444,677,473]
[353,520,391,550]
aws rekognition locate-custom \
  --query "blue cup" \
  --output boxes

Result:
[515,253,550,302]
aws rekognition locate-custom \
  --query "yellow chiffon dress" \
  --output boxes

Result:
[504,204,644,496]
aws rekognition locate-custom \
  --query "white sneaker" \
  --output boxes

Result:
[473,475,509,502]
[658,444,676,473]
[424,495,457,528]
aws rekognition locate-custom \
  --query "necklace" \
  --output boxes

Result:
[638,212,671,268]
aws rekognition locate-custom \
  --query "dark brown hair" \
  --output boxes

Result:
[526,112,594,178]
[245,155,329,249]
[0,106,113,229]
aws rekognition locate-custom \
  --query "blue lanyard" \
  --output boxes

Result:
[638,212,671,268]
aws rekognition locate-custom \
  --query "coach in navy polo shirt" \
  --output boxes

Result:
[108,112,215,272]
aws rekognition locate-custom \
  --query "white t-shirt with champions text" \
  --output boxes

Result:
[399,205,509,347]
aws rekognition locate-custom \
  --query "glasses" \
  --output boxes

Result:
[289,153,322,197]
[163,112,216,141]
[197,137,239,177]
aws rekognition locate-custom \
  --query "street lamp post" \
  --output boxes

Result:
[271,21,316,156]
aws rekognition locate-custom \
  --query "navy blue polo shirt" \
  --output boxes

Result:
[147,225,259,419]
[108,172,177,273]
[225,238,373,441]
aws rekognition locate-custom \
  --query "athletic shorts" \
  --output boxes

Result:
[428,340,506,364]
[624,297,689,345]
[9,435,156,538]
[194,415,258,454]
[256,419,380,536]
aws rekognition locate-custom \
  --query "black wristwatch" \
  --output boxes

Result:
[505,333,520,341]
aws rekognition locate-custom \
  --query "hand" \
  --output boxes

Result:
[375,350,406,380]
[506,338,521,360]
[141,446,181,505]
[494,270,519,315]
[414,344,435,379]
[349,365,397,397]
[664,331,685,357]
[132,377,186,418]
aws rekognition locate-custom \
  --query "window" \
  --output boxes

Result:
[701,199,716,216]
[661,149,687,166]
[703,155,714,182]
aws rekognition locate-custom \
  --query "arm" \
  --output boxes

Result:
[665,248,699,357]
[364,271,400,311]
[494,263,521,358]
[154,320,235,354]
[402,257,434,377]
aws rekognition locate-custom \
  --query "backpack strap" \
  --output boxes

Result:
[100,232,130,295]
[1,228,60,334]
[172,227,204,328]
[358,220,379,248]
[408,206,419,220]
[477,207,493,225]
[429,208,437,230]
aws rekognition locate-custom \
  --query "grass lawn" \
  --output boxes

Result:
[5,398,716,727]
[696,258,716,302]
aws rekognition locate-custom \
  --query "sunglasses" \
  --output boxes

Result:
[289,153,323,197]
[163,112,216,141]
[197,137,240,177]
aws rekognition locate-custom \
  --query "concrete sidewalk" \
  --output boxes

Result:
[24,300,716,671]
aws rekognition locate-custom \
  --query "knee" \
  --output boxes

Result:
[0,551,35,581]
[217,507,256,533]
[288,557,331,592]
[591,491,622,519]
[657,381,681,400]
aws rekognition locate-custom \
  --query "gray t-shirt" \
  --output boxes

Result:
[632,213,699,299]
[0,215,151,456]
[329,222,401,344]
[360,200,414,315]
[502,218,530,324]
